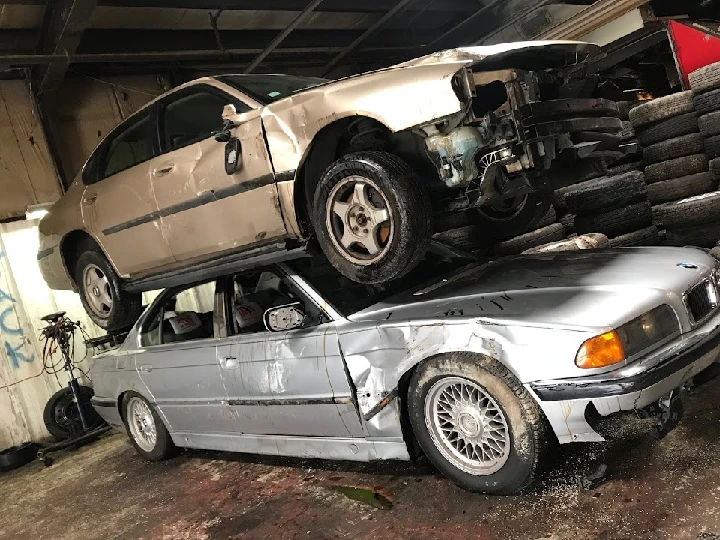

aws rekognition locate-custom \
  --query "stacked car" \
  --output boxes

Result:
[629,91,720,247]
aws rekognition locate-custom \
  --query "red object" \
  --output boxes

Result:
[668,20,720,86]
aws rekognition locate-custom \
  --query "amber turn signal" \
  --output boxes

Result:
[575,331,626,369]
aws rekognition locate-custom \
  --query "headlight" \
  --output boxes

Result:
[576,305,680,369]
[451,69,474,104]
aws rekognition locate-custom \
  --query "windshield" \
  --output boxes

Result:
[216,74,328,105]
[288,249,476,316]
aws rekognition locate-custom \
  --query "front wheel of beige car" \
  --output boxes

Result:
[313,151,433,284]
[75,245,142,332]
[123,393,177,461]
[407,353,550,494]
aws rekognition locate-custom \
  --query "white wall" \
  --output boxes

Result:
[0,219,102,448]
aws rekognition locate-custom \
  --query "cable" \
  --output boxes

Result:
[67,71,162,97]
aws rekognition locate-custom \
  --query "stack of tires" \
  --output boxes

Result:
[606,101,644,176]
[555,171,657,248]
[630,90,720,247]
[433,204,565,256]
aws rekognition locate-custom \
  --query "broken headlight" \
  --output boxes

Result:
[451,68,474,104]
[576,305,680,369]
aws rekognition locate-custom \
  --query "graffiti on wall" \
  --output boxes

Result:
[0,251,34,368]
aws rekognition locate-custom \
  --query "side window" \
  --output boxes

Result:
[101,112,155,180]
[161,88,247,152]
[227,269,325,336]
[141,281,216,347]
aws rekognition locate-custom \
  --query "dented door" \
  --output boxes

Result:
[153,86,287,263]
[215,324,366,438]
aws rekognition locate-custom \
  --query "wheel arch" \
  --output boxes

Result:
[59,229,106,286]
[395,350,507,458]
[292,114,392,234]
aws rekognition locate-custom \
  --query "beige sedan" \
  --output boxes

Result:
[37,41,621,331]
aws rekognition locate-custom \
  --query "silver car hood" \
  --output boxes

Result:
[351,247,716,331]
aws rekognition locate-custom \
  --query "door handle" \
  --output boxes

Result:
[220,356,239,370]
[153,164,175,177]
[139,364,153,373]
[83,195,97,205]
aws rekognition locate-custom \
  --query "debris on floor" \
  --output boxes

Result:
[575,463,608,490]
[330,485,393,510]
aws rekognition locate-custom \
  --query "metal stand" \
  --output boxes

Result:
[38,311,109,466]
[37,425,112,467]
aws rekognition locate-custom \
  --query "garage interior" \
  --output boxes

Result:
[3,0,720,538]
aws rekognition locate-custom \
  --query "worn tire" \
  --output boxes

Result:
[574,201,653,238]
[43,386,104,441]
[694,88,720,116]
[564,171,646,214]
[644,154,709,184]
[652,191,720,228]
[646,172,717,205]
[122,392,177,461]
[493,224,565,256]
[636,113,699,148]
[313,151,432,284]
[706,135,720,160]
[0,442,38,472]
[433,225,490,252]
[712,158,720,180]
[642,133,706,166]
[559,213,575,234]
[618,121,635,141]
[75,245,142,331]
[608,226,660,248]
[629,92,695,128]
[407,353,550,494]
[468,192,552,242]
[690,62,720,94]
[607,160,644,176]
[665,222,720,248]
[699,111,720,137]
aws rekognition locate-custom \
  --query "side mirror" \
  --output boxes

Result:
[222,103,238,121]
[263,302,306,333]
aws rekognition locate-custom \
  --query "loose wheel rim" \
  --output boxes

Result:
[475,194,528,222]
[82,263,113,318]
[325,175,394,266]
[127,397,157,452]
[425,377,511,475]
[53,394,82,433]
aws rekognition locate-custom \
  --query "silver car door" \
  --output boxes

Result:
[215,270,366,438]
[134,281,238,443]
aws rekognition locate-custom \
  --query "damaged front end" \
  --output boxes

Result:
[420,52,628,214]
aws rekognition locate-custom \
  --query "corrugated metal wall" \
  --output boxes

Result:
[0,219,103,448]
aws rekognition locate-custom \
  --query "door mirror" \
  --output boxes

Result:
[222,103,238,121]
[263,302,307,332]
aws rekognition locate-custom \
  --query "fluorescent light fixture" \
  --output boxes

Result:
[26,203,53,221]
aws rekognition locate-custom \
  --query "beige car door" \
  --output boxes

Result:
[151,85,287,263]
[83,107,175,276]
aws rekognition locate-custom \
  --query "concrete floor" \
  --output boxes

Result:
[4,381,720,540]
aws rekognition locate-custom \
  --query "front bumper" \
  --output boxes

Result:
[529,318,720,444]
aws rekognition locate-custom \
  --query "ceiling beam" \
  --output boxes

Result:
[244,0,323,73]
[0,0,477,12]
[321,0,419,76]
[32,0,97,96]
